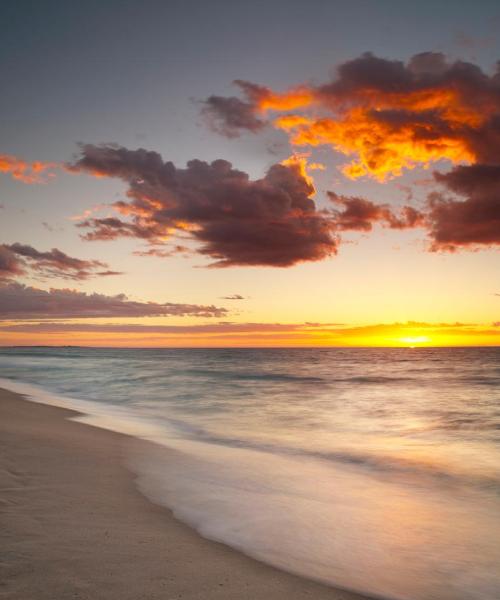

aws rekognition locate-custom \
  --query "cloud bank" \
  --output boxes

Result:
[0,283,227,320]
[1,319,497,347]
[5,52,498,263]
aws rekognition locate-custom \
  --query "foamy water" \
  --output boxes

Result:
[1,347,499,599]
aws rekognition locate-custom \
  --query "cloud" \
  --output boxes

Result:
[0,243,123,280]
[328,192,424,231]
[202,95,266,138]
[202,53,500,253]
[0,282,227,320]
[220,294,245,300]
[427,164,500,250]
[94,270,123,276]
[201,80,313,138]
[0,246,24,281]
[42,221,64,233]
[203,52,500,181]
[0,154,57,184]
[0,321,303,333]
[132,245,190,258]
[69,144,339,267]
[76,217,161,241]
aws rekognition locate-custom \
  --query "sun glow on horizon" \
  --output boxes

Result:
[398,336,431,347]
[0,320,499,348]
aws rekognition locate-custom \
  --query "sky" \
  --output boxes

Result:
[1,0,499,347]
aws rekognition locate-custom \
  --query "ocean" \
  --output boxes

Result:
[1,346,499,600]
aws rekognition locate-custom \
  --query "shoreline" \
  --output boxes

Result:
[0,387,373,600]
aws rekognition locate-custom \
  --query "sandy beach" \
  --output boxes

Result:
[0,387,370,600]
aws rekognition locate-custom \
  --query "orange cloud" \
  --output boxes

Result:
[257,86,313,112]
[276,107,475,182]
[268,80,483,181]
[280,154,318,190]
[205,52,500,181]
[0,154,57,183]
[202,53,500,252]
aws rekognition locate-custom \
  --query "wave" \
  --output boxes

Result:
[2,375,498,495]
[2,373,500,600]
[340,375,415,384]
[162,420,500,493]
[178,370,418,385]
[179,368,326,383]
[457,376,500,386]
[132,426,500,600]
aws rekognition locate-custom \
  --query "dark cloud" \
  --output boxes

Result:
[0,245,24,280]
[220,294,245,300]
[329,193,387,231]
[390,206,425,229]
[201,95,266,138]
[316,51,500,122]
[428,165,500,250]
[69,144,339,267]
[0,243,123,280]
[328,193,424,232]
[0,283,227,320]
[95,270,124,276]
[317,51,479,101]
[201,80,278,138]
[76,217,162,241]
[321,52,415,99]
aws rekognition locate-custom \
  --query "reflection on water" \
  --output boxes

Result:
[1,347,499,599]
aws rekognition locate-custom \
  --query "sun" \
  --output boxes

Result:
[398,336,430,348]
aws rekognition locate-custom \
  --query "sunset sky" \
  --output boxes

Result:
[1,0,500,347]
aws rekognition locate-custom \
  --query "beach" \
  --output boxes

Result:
[0,387,369,600]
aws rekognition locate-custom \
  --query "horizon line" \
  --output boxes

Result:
[1,344,499,350]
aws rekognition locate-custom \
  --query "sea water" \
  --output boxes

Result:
[1,346,499,600]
